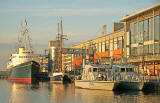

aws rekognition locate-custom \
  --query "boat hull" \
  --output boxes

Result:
[115,81,144,91]
[50,74,71,84]
[75,80,117,90]
[75,80,144,91]
[7,61,40,83]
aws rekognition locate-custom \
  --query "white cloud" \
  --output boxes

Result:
[0,6,137,17]
[0,34,17,43]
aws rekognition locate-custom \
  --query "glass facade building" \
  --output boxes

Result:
[129,15,160,56]
[71,3,160,74]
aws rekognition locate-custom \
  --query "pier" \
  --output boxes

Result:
[0,71,8,79]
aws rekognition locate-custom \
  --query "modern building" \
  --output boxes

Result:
[71,3,160,75]
[72,27,124,64]
[121,3,160,75]
[48,40,58,72]
[62,54,73,71]
[112,22,124,33]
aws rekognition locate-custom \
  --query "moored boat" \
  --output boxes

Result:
[113,64,144,90]
[7,20,40,83]
[50,72,63,83]
[50,72,71,84]
[75,64,117,90]
[75,63,144,91]
[8,60,40,83]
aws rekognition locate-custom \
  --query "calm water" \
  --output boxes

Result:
[0,80,160,103]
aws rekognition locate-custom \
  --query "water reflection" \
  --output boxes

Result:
[74,88,160,103]
[0,80,160,103]
[9,82,39,103]
[48,83,75,103]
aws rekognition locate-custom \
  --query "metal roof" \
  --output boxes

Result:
[120,3,160,22]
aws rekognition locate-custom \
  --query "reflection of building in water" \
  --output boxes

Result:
[9,82,40,103]
[75,89,115,103]
[49,84,75,103]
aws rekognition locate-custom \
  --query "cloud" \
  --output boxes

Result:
[0,6,137,17]
[32,8,137,17]
[0,34,17,43]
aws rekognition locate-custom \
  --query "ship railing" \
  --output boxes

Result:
[110,72,145,82]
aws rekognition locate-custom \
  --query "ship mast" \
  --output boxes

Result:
[24,19,27,51]
[56,17,67,72]
[57,20,62,72]
[18,19,33,53]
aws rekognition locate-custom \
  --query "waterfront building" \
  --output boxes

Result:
[62,54,73,72]
[72,27,124,64]
[71,3,160,75]
[121,3,160,75]
[39,54,48,72]
[48,40,58,72]
[112,22,124,33]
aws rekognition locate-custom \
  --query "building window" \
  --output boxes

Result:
[144,19,149,41]
[139,20,144,43]
[149,44,153,55]
[113,39,117,50]
[95,44,98,53]
[155,16,160,41]
[149,17,153,41]
[130,23,135,44]
[143,45,149,55]
[102,41,105,52]
[131,47,138,56]
[98,42,102,52]
[118,39,122,49]
[138,46,143,56]
[105,42,109,51]
[155,43,159,54]
[134,23,138,43]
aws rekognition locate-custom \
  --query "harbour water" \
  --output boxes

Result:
[0,79,160,103]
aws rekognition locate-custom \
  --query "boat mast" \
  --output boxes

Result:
[60,17,63,72]
[56,17,67,73]
[18,19,33,53]
[57,22,60,72]
[57,17,63,72]
[24,19,27,51]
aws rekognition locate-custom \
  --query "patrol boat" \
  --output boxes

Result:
[75,62,144,91]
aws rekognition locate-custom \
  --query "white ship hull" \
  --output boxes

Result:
[75,80,117,90]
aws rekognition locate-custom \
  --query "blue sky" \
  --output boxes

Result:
[0,0,159,69]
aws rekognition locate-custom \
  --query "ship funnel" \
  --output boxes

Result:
[19,47,25,53]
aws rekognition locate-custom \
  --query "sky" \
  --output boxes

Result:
[0,0,159,70]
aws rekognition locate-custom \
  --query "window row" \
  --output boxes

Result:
[130,15,160,44]
[131,43,160,56]
[87,40,123,53]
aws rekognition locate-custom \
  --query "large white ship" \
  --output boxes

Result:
[7,20,40,83]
